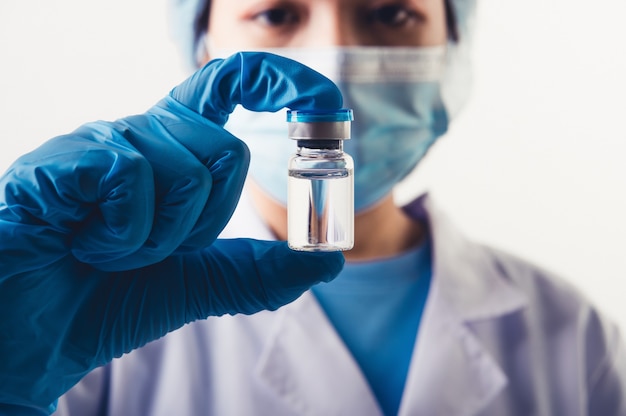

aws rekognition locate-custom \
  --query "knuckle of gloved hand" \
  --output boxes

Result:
[102,150,153,194]
[203,131,251,173]
[225,136,251,168]
[181,161,214,200]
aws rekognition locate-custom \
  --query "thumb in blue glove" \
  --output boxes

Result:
[0,52,345,414]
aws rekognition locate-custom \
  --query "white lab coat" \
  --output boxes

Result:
[57,192,626,416]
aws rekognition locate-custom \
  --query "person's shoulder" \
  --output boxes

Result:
[479,243,619,338]
[482,244,626,405]
[482,245,583,304]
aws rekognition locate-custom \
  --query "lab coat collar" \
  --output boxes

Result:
[408,194,528,322]
[254,294,383,415]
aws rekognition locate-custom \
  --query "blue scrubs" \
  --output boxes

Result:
[313,239,432,416]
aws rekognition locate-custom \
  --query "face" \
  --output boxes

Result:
[207,0,447,52]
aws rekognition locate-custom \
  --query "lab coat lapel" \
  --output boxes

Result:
[399,196,527,415]
[224,189,380,413]
[254,293,382,416]
[399,287,508,415]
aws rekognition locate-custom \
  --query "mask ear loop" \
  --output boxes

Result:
[195,32,210,67]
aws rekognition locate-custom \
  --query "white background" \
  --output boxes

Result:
[1,0,625,332]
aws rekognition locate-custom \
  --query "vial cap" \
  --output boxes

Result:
[287,109,354,123]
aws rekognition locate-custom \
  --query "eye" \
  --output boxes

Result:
[367,4,420,28]
[251,7,300,28]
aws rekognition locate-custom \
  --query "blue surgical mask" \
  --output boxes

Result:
[220,46,449,212]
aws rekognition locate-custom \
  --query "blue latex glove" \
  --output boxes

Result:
[0,52,344,414]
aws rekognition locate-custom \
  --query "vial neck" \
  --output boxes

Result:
[296,139,344,156]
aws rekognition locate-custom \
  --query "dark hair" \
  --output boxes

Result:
[445,0,459,42]
[196,0,212,42]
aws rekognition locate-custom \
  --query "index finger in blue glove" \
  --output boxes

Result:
[170,51,344,128]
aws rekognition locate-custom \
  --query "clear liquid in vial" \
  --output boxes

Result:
[288,168,354,251]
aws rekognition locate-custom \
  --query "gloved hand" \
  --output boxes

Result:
[0,52,345,415]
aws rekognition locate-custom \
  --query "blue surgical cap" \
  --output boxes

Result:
[167,0,477,116]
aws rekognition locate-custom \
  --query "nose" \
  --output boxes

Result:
[299,5,364,47]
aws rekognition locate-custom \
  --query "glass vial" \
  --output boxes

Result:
[287,109,354,251]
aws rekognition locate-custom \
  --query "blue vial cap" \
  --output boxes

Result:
[287,108,354,123]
